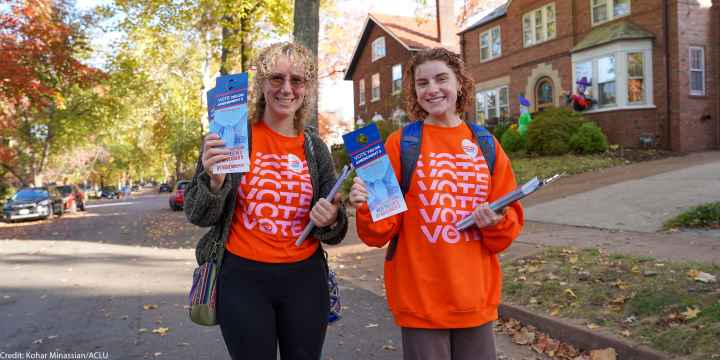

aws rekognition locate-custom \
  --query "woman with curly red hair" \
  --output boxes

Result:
[349,47,524,360]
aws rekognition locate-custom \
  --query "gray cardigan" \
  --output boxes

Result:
[184,127,348,265]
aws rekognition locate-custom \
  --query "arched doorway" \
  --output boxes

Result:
[535,77,555,111]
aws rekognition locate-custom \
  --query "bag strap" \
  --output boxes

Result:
[466,121,496,176]
[385,121,422,261]
[385,120,496,261]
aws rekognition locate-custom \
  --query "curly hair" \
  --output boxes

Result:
[403,47,474,121]
[251,42,318,131]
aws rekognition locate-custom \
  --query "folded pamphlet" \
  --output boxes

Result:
[343,123,407,222]
[206,73,250,174]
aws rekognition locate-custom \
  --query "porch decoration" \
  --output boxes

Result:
[518,95,533,136]
[568,77,594,112]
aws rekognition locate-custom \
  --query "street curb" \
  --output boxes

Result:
[499,303,670,360]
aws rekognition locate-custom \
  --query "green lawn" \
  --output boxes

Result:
[510,153,626,184]
[664,202,720,230]
[502,247,720,360]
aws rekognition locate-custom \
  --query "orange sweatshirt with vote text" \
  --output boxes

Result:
[226,121,317,263]
[356,122,524,328]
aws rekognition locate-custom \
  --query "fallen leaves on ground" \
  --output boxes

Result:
[589,348,616,360]
[681,306,701,320]
[152,327,170,336]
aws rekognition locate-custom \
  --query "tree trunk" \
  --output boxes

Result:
[293,0,320,131]
[240,16,252,72]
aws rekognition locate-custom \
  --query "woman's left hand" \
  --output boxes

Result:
[472,202,505,229]
[310,193,341,228]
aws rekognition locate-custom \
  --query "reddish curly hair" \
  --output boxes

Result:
[403,48,474,121]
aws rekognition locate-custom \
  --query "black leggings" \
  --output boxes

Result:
[217,248,329,360]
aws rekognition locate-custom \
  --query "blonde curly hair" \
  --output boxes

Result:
[251,42,318,131]
[403,48,474,121]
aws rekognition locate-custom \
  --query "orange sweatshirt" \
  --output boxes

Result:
[226,122,317,263]
[356,122,524,329]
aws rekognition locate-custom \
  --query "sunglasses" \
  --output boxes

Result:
[267,73,306,89]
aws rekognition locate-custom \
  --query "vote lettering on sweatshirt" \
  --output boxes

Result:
[227,122,317,263]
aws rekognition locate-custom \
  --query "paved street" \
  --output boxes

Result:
[0,192,547,360]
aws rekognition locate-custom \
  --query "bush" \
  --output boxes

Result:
[491,121,512,141]
[569,122,608,154]
[525,107,586,156]
[500,127,525,153]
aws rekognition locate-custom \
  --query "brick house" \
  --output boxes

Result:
[459,0,719,152]
[343,1,459,126]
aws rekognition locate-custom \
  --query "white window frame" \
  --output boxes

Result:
[392,64,402,95]
[371,73,380,102]
[480,26,502,62]
[475,85,509,124]
[358,79,365,106]
[522,3,556,48]
[591,0,631,26]
[371,37,386,62]
[689,46,706,96]
[571,39,655,113]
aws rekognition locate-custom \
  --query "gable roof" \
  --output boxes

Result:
[459,2,508,34]
[343,13,458,81]
[572,20,655,52]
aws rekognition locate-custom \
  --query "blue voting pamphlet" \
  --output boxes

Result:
[343,123,406,221]
[206,72,250,174]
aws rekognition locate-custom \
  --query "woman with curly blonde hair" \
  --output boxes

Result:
[184,42,348,360]
[349,47,524,360]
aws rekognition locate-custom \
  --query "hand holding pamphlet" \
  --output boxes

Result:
[343,123,407,222]
[295,165,353,247]
[206,73,250,174]
[455,174,562,231]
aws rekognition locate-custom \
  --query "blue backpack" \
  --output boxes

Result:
[385,120,496,260]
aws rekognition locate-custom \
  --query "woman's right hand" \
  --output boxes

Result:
[348,176,369,208]
[202,133,231,192]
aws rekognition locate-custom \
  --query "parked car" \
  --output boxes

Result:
[3,187,64,222]
[158,183,172,193]
[57,185,85,212]
[100,186,119,199]
[169,180,190,211]
[54,185,78,212]
[82,186,101,199]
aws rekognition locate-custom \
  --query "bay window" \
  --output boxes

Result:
[571,40,654,112]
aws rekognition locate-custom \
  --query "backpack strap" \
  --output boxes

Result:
[465,121,496,176]
[385,120,422,261]
[385,120,496,261]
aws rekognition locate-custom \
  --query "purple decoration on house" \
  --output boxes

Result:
[519,95,530,107]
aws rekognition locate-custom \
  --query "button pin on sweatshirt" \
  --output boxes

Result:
[461,139,478,158]
[287,154,302,173]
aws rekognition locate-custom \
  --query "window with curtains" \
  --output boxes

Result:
[480,26,501,61]
[371,37,386,62]
[392,64,402,94]
[522,3,556,47]
[571,40,654,111]
[475,86,509,124]
[591,0,631,26]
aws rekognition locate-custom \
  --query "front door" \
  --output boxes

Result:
[535,77,554,111]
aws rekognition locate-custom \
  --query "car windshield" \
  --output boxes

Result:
[57,185,72,195]
[12,189,48,202]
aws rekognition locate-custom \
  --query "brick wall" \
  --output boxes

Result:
[669,0,717,151]
[352,23,412,124]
